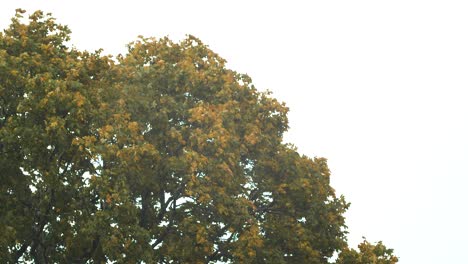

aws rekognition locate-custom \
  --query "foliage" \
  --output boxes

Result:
[336,239,399,264]
[0,9,398,263]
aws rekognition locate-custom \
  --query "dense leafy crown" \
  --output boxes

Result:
[0,10,397,263]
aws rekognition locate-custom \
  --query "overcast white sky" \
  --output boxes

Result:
[2,1,468,263]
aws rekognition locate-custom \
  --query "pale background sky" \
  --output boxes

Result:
[2,1,467,263]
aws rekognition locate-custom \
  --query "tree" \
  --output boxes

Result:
[0,10,398,263]
[336,239,399,264]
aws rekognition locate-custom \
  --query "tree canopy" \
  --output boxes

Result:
[0,10,398,263]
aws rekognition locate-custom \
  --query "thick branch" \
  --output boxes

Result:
[139,189,151,229]
[151,186,184,249]
[154,182,186,226]
[208,230,236,262]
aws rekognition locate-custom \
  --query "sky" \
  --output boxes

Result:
[2,1,468,263]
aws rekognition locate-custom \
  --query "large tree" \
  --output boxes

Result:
[0,10,397,263]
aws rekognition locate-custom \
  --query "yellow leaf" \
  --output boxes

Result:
[74,92,85,107]
[106,194,112,204]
